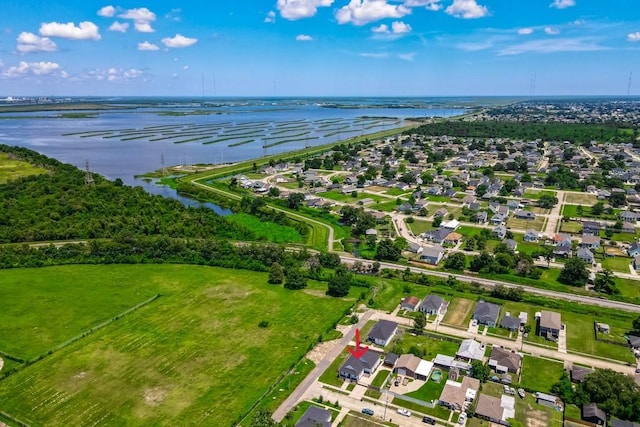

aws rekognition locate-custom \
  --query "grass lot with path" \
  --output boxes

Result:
[507,216,546,232]
[520,355,564,393]
[564,193,597,205]
[0,152,47,183]
[442,297,476,328]
[0,265,357,426]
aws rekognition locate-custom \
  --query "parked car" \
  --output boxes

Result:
[518,388,526,399]
[397,408,411,417]
[422,416,436,425]
[458,412,467,425]
[394,376,402,386]
[362,408,374,416]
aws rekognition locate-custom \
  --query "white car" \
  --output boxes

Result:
[397,408,411,417]
[458,412,467,425]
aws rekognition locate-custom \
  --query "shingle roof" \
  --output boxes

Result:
[582,403,606,422]
[473,301,501,324]
[540,311,562,331]
[368,320,397,343]
[420,294,445,312]
[500,315,521,330]
[489,347,521,372]
[296,406,332,427]
[475,394,504,421]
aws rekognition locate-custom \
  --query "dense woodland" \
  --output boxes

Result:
[406,121,636,144]
[0,145,253,243]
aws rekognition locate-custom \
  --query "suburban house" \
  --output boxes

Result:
[422,228,451,245]
[620,211,640,222]
[628,242,640,257]
[367,320,398,347]
[421,246,446,265]
[492,225,507,240]
[582,220,601,235]
[472,301,501,327]
[634,255,640,271]
[490,213,506,226]
[524,229,539,242]
[611,418,640,427]
[474,394,514,426]
[503,239,518,252]
[577,247,595,265]
[444,232,463,245]
[419,294,448,316]
[570,366,593,383]
[393,354,434,380]
[582,403,607,426]
[553,233,572,247]
[628,335,640,350]
[500,315,521,332]
[443,219,461,230]
[438,376,480,411]
[338,350,382,381]
[488,347,522,374]
[514,210,536,220]
[433,354,471,374]
[384,353,398,368]
[456,339,486,361]
[477,212,488,223]
[295,406,332,427]
[400,296,420,311]
[537,311,562,341]
[580,234,601,249]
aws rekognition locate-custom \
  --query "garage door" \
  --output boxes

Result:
[397,369,406,376]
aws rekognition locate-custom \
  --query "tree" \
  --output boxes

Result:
[610,191,627,207]
[327,265,352,297]
[287,192,305,210]
[471,360,490,383]
[284,268,307,290]
[268,186,280,197]
[591,202,604,216]
[633,315,640,333]
[268,262,284,284]
[413,312,426,335]
[558,257,589,286]
[577,368,640,421]
[375,238,401,261]
[594,269,619,294]
[432,216,442,228]
[250,409,281,427]
[444,252,466,270]
[538,194,559,209]
[551,371,576,404]
[465,238,475,251]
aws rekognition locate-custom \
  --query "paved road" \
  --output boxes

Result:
[543,190,565,236]
[340,256,640,314]
[272,310,374,422]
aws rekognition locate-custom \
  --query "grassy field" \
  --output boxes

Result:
[405,377,447,402]
[564,193,597,205]
[506,216,546,232]
[0,152,48,183]
[524,189,556,200]
[600,255,632,273]
[520,355,564,393]
[406,219,435,235]
[442,297,475,328]
[393,334,461,359]
[0,265,357,426]
[226,213,303,243]
[559,220,583,233]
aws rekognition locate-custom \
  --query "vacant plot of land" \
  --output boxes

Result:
[394,334,461,360]
[0,265,356,426]
[520,355,564,393]
[226,213,303,243]
[524,189,556,200]
[442,298,475,328]
[0,152,47,183]
[559,220,582,234]
[600,256,632,273]
[564,193,597,205]
[407,219,434,235]
[507,216,546,232]
[563,311,635,363]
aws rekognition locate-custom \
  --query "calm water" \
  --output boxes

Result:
[0,98,467,183]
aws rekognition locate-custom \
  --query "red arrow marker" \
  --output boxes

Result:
[348,328,369,359]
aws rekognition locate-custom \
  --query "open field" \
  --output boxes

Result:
[394,333,460,360]
[0,152,48,184]
[0,264,356,426]
[520,355,564,393]
[226,213,303,244]
[442,297,475,328]
[406,219,434,236]
[564,193,597,205]
[506,216,546,232]
[524,189,556,200]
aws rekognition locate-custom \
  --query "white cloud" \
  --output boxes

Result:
[2,61,61,78]
[85,67,143,82]
[359,52,389,58]
[119,7,156,32]
[391,21,412,34]
[39,21,101,40]
[172,73,179,78]
[16,32,57,53]
[518,28,534,35]
[445,0,489,19]
[544,26,560,35]
[183,65,189,70]
[97,5,116,17]
[61,70,69,79]
[138,41,159,51]
[265,10,276,23]
[372,24,390,33]
[165,8,182,22]
[108,22,129,32]
[336,0,411,25]
[403,0,441,11]
[161,34,198,48]
[296,34,313,41]
[498,37,605,55]
[398,52,415,61]
[628,32,640,42]
[277,0,334,20]
[550,0,575,9]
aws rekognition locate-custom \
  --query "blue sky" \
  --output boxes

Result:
[0,0,639,96]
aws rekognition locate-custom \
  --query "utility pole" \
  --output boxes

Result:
[84,160,94,186]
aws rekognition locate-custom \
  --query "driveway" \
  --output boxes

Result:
[558,325,567,354]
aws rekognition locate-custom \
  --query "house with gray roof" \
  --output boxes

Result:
[503,239,518,252]
[338,350,382,381]
[488,347,522,374]
[524,229,539,242]
[296,406,332,427]
[582,403,606,426]
[537,311,562,341]
[570,366,593,383]
[577,247,595,265]
[456,338,486,361]
[419,294,448,315]
[514,210,536,220]
[580,234,600,249]
[500,315,521,331]
[620,211,640,222]
[472,301,501,327]
[421,246,445,265]
[492,225,507,240]
[422,227,451,245]
[367,320,398,347]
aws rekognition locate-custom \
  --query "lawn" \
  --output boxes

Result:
[407,219,435,235]
[319,349,350,387]
[564,193,597,205]
[368,279,434,313]
[520,355,564,393]
[405,378,447,403]
[524,189,556,200]
[393,334,461,359]
[0,152,48,184]
[600,255,632,273]
[318,190,387,204]
[0,265,356,426]
[371,370,391,388]
[559,220,583,234]
[457,225,485,238]
[442,297,476,328]
[226,213,303,244]
[563,311,636,363]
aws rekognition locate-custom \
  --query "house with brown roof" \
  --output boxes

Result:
[393,354,434,380]
[400,296,420,311]
[488,347,522,374]
[474,394,511,426]
[437,376,480,411]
